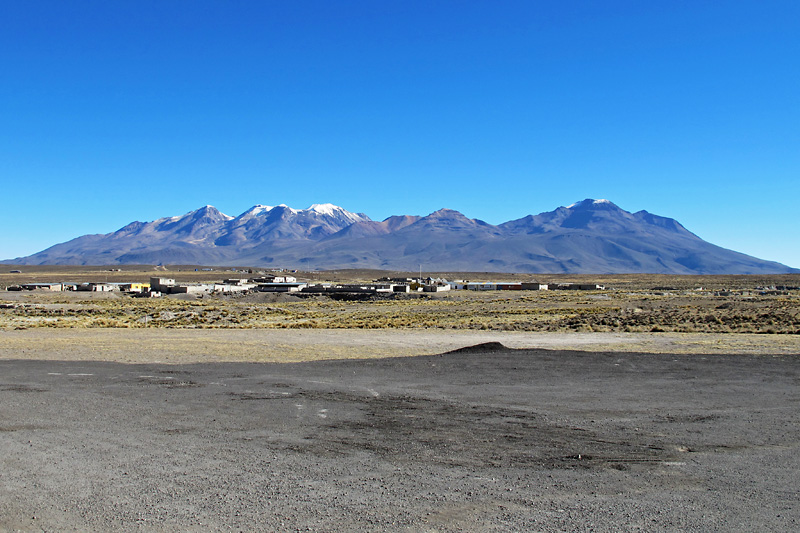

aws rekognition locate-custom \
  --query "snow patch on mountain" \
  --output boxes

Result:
[308,203,339,216]
[307,203,369,223]
[566,199,613,209]
[275,204,298,214]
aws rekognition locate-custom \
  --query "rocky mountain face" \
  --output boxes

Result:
[5,200,796,274]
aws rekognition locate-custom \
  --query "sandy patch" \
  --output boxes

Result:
[0,328,797,364]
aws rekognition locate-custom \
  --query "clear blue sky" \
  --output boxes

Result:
[2,1,798,267]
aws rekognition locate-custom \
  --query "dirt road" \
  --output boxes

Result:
[1,344,799,531]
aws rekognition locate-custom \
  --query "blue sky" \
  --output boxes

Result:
[2,1,798,268]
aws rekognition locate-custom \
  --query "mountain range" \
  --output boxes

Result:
[4,200,796,274]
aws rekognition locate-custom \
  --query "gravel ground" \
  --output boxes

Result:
[1,343,799,531]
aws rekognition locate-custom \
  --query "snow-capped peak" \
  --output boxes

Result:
[308,203,340,216]
[306,203,368,223]
[162,205,232,222]
[566,198,613,209]
[244,204,274,214]
[236,203,369,221]
[205,206,234,221]
[276,204,299,214]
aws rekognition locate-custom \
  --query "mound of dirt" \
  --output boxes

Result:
[444,341,509,354]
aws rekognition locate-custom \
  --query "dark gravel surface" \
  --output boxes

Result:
[1,344,799,531]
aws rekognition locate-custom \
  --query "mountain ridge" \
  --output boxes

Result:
[4,200,797,274]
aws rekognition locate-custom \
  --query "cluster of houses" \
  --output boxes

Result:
[444,281,604,291]
[6,274,605,297]
[8,281,145,293]
[146,275,304,296]
[375,277,604,292]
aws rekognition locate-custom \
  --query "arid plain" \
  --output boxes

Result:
[1,267,799,531]
[2,267,800,349]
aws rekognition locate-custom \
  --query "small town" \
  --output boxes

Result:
[5,271,610,297]
[7,268,798,298]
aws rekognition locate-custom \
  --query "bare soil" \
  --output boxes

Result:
[1,344,799,531]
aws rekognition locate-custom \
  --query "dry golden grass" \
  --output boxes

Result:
[2,269,799,336]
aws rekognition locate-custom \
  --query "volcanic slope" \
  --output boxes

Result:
[5,199,796,274]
